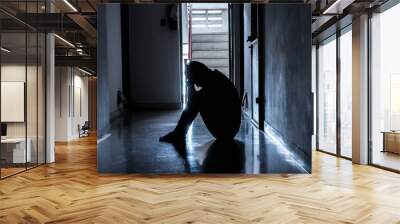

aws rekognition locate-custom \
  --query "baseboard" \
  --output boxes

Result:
[264,121,311,173]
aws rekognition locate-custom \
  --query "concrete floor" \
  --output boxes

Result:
[97,110,308,174]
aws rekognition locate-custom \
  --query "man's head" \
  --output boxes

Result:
[186,61,211,87]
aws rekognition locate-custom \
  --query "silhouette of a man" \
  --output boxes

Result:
[160,61,241,143]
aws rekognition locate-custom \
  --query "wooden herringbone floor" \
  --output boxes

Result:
[1,135,400,224]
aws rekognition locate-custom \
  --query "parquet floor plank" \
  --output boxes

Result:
[1,136,400,223]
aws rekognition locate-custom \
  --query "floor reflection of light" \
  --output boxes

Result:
[263,127,309,173]
[251,126,260,174]
[185,123,194,170]
[187,124,193,151]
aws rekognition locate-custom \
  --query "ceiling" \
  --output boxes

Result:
[0,0,103,73]
[0,0,394,74]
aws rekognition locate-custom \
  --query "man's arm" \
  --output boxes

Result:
[160,82,200,143]
[173,82,200,135]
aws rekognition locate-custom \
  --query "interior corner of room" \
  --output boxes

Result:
[0,0,97,179]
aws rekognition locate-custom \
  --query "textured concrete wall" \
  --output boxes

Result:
[105,5,123,116]
[231,4,243,97]
[128,5,181,109]
[263,4,313,159]
[97,4,122,137]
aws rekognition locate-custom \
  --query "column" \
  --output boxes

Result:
[352,14,369,164]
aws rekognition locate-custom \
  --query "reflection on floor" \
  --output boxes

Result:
[98,110,308,174]
[0,167,25,178]
[341,147,352,159]
[1,162,50,179]
[373,150,400,171]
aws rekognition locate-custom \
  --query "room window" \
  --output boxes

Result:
[370,3,400,171]
[339,28,352,158]
[316,25,353,159]
[317,35,337,155]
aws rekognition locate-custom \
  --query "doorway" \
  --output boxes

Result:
[181,3,231,105]
[243,4,264,129]
[250,41,259,124]
[54,66,94,142]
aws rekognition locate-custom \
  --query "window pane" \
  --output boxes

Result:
[371,3,400,171]
[318,37,337,154]
[38,32,46,165]
[340,29,352,158]
[1,30,28,177]
[27,30,38,169]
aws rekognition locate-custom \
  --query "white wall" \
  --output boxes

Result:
[55,67,89,141]
[1,65,27,141]
[1,65,37,138]
[55,67,69,141]
[1,82,25,122]
[1,63,46,163]
[72,74,89,138]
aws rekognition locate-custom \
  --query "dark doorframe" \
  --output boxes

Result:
[178,3,184,108]
[228,4,233,86]
[257,4,265,131]
[120,4,131,106]
[228,4,244,100]
[241,3,265,131]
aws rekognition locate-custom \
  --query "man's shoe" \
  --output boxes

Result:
[159,131,185,143]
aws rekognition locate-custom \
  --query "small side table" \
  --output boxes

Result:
[381,131,400,154]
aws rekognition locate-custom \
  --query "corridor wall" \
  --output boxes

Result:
[263,4,313,166]
[128,4,181,109]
